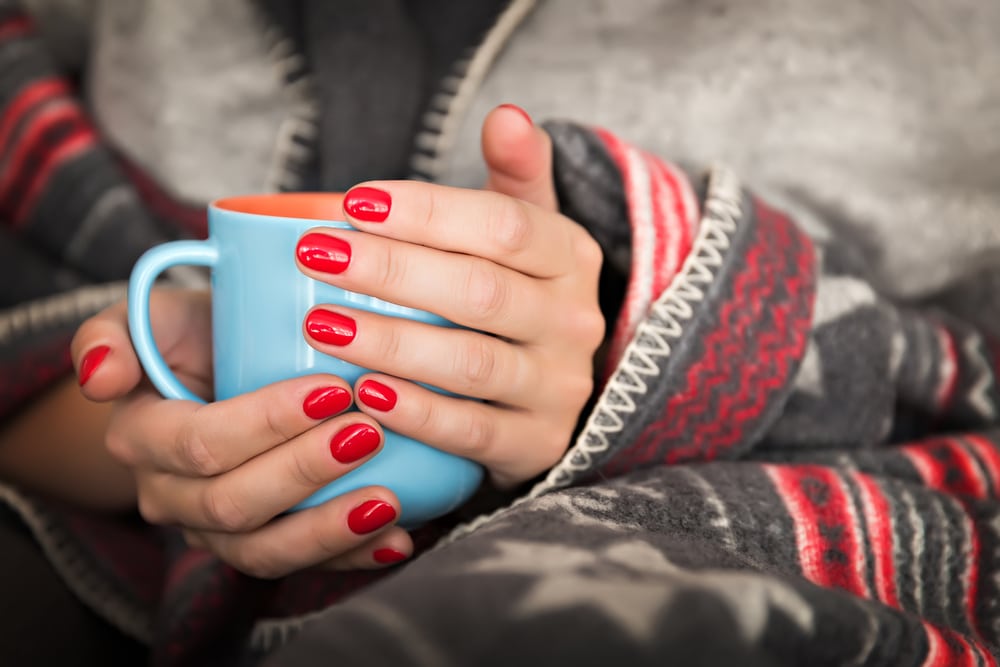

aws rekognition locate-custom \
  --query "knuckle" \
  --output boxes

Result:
[459,410,496,459]
[488,199,533,255]
[288,446,327,489]
[417,186,439,232]
[576,232,604,271]
[308,520,352,561]
[454,337,499,391]
[262,403,294,444]
[409,396,438,436]
[373,241,407,294]
[233,548,287,580]
[104,430,136,466]
[538,426,571,470]
[201,484,253,532]
[574,308,607,350]
[176,417,222,476]
[564,372,595,407]
[137,492,167,525]
[461,263,509,323]
[373,323,403,367]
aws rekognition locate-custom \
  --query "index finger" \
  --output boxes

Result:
[340,181,584,279]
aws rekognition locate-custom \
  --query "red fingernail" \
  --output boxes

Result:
[302,386,352,420]
[297,233,351,274]
[306,310,356,346]
[357,379,397,411]
[78,345,110,386]
[348,500,397,534]
[329,423,380,463]
[498,103,533,126]
[373,548,408,565]
[344,186,391,223]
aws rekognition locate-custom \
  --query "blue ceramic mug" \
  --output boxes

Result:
[128,192,484,527]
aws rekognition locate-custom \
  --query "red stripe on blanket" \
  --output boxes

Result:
[0,14,31,41]
[592,128,697,375]
[901,438,989,499]
[964,434,1000,497]
[594,129,655,373]
[765,465,870,598]
[934,325,959,413]
[0,78,69,149]
[649,157,694,295]
[13,127,96,224]
[852,472,899,608]
[0,102,86,204]
[964,512,986,648]
[606,198,813,471]
[904,438,991,645]
[921,622,994,667]
[0,101,80,164]
[978,636,999,667]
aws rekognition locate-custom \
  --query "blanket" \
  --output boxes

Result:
[2,0,1000,663]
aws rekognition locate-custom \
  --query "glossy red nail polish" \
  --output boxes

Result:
[497,103,533,126]
[297,233,351,273]
[344,186,391,223]
[348,500,397,534]
[306,310,356,346]
[302,386,352,420]
[78,345,110,386]
[373,548,408,565]
[329,423,380,463]
[357,379,397,411]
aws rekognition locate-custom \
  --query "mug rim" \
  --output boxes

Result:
[211,192,347,222]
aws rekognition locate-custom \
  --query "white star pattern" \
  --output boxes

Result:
[795,343,826,397]
[813,275,877,328]
[464,539,815,643]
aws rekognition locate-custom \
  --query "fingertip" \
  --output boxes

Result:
[482,104,557,210]
[369,527,413,568]
[372,546,410,566]
[71,301,145,400]
[496,103,533,127]
[319,527,414,571]
[328,420,383,464]
[355,375,399,413]
[482,104,540,177]
[302,384,354,421]
[74,342,143,402]
[77,344,110,387]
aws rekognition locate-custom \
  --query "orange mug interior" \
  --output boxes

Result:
[212,192,346,220]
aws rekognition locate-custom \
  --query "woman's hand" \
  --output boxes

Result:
[297,106,605,489]
[71,290,413,578]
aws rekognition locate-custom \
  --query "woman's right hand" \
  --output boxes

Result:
[71,288,412,578]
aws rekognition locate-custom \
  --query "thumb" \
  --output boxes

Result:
[482,104,558,212]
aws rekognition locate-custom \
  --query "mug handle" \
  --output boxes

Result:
[128,240,218,403]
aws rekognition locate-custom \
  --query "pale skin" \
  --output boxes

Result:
[6,106,604,578]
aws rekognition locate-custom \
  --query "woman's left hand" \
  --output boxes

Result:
[296,105,605,488]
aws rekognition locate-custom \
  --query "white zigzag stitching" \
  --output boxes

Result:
[408,0,537,180]
[437,166,744,546]
[531,166,742,493]
[0,283,127,345]
[963,331,998,420]
[254,10,321,193]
